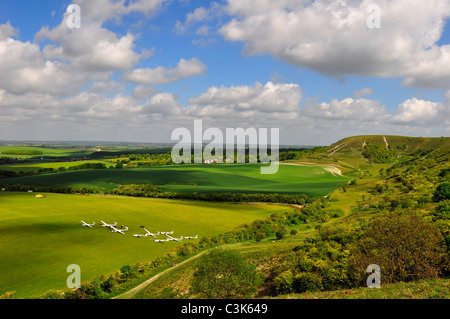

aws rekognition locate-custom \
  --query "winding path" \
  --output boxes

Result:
[112,248,213,299]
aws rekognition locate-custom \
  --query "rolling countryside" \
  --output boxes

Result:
[0,135,449,300]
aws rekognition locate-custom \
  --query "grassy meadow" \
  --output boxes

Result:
[0,191,291,298]
[0,160,116,173]
[0,146,92,159]
[1,163,351,196]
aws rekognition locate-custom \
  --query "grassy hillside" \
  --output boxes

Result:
[126,241,450,299]
[284,278,450,299]
[115,135,450,300]
[324,135,449,163]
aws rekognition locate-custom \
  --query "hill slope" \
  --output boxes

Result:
[119,135,450,300]
[325,135,449,160]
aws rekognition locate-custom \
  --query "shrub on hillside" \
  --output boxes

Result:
[276,226,288,240]
[273,270,294,294]
[433,200,450,222]
[439,168,450,179]
[39,290,64,299]
[362,144,396,163]
[190,248,262,299]
[292,272,323,293]
[349,211,448,286]
[434,183,450,202]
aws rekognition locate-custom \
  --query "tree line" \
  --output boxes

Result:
[106,184,314,205]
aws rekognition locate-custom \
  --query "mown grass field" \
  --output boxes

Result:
[0,191,291,298]
[1,163,351,196]
[0,146,92,159]
[0,160,116,173]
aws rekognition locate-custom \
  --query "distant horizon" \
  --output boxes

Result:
[1,134,448,149]
[0,139,319,148]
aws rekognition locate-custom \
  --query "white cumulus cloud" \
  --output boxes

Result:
[220,0,450,89]
[123,58,207,85]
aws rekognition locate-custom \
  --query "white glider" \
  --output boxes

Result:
[166,234,182,242]
[110,225,128,235]
[101,220,117,229]
[81,220,95,228]
[111,225,128,235]
[182,235,198,239]
[134,227,159,238]
[154,238,169,243]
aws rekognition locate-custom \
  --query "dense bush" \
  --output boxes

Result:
[439,168,450,179]
[190,248,262,298]
[362,144,396,163]
[349,211,448,285]
[434,183,450,202]
[433,200,450,222]
[276,226,288,240]
[292,272,323,293]
[270,222,356,296]
[269,206,450,295]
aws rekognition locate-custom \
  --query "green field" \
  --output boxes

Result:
[1,163,351,196]
[0,160,116,173]
[0,146,92,159]
[0,191,291,298]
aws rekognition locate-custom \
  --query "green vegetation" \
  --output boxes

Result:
[434,183,450,201]
[1,164,350,196]
[117,135,450,300]
[190,248,262,299]
[36,208,304,300]
[1,135,449,300]
[362,143,396,163]
[0,146,92,159]
[107,183,313,204]
[0,161,116,178]
[283,278,450,299]
[0,191,288,298]
[2,150,44,156]
[350,211,448,285]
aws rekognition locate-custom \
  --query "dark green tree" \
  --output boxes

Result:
[349,211,448,285]
[434,183,450,202]
[190,248,262,298]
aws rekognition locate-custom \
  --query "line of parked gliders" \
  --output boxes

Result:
[81,220,198,243]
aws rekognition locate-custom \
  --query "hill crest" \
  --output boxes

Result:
[324,135,449,159]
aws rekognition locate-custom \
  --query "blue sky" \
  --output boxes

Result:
[0,0,449,145]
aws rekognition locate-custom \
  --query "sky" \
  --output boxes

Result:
[0,0,449,145]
